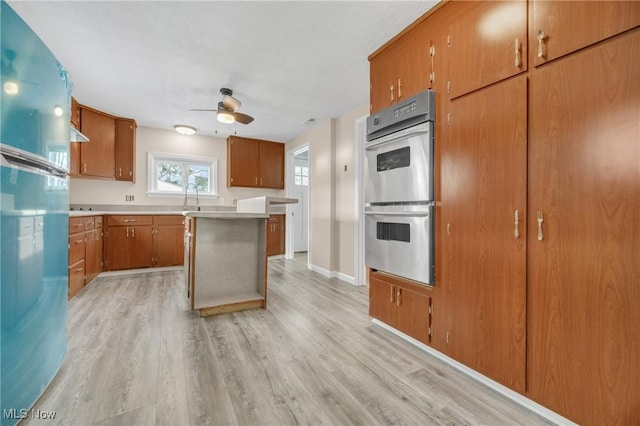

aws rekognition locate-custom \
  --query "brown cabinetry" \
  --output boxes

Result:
[105,215,185,271]
[527,30,640,425]
[369,271,431,345]
[227,136,284,189]
[448,0,527,99]
[70,96,80,129]
[266,214,285,256]
[79,107,116,178]
[442,76,527,392]
[68,215,103,299]
[115,118,136,182]
[531,0,640,67]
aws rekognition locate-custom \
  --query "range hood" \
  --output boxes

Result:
[70,126,89,142]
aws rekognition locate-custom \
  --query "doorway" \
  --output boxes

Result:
[286,144,310,265]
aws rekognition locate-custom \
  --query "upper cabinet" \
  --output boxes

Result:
[448,0,527,99]
[227,136,284,189]
[369,24,431,114]
[79,107,116,179]
[69,102,136,181]
[531,0,640,67]
[115,118,136,182]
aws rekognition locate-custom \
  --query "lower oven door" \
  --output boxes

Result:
[365,205,434,285]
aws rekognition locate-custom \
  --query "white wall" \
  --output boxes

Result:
[70,127,284,206]
[286,103,368,280]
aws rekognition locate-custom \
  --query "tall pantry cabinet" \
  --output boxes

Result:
[368,1,639,424]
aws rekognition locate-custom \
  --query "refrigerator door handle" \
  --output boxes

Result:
[0,143,68,179]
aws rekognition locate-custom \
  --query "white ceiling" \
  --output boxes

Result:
[8,1,438,142]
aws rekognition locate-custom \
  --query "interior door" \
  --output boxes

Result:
[293,156,309,252]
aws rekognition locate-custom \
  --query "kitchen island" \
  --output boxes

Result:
[184,196,297,317]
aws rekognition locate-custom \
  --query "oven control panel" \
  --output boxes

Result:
[393,101,417,118]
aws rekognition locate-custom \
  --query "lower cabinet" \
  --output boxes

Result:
[369,271,432,345]
[105,215,184,271]
[267,214,285,256]
[68,215,103,299]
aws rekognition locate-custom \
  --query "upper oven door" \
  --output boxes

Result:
[364,121,434,204]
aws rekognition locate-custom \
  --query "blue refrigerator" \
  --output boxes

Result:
[1,2,70,424]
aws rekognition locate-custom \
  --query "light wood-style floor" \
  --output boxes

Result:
[25,259,551,426]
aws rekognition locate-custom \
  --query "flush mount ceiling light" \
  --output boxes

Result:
[174,125,196,136]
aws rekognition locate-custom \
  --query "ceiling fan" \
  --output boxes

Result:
[190,88,254,124]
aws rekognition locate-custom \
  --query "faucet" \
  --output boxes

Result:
[182,183,200,211]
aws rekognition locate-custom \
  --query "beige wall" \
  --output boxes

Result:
[286,103,368,281]
[70,127,284,207]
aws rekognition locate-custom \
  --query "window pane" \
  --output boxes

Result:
[302,167,308,177]
[157,161,183,192]
[302,176,308,186]
[295,166,302,176]
[188,164,210,192]
[295,176,302,185]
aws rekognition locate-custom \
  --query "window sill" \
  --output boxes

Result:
[146,192,220,199]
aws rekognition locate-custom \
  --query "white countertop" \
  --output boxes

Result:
[69,210,185,217]
[183,211,269,219]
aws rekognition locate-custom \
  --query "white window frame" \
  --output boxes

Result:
[146,151,219,198]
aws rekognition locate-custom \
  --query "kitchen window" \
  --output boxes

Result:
[147,151,218,198]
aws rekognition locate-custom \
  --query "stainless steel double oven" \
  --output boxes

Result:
[365,90,435,285]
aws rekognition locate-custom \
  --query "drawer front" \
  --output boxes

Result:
[107,215,153,226]
[69,234,86,264]
[68,259,86,298]
[94,216,103,228]
[69,217,85,234]
[153,215,185,226]
[84,216,95,230]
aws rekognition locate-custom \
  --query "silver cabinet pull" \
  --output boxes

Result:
[389,285,394,304]
[397,78,402,98]
[123,219,136,223]
[514,210,520,239]
[537,211,544,241]
[537,31,546,59]
[514,38,521,68]
[126,228,129,238]
[389,84,395,102]
[396,288,401,306]
[132,228,135,238]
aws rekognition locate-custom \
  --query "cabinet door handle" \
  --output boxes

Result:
[537,31,546,59]
[129,170,133,177]
[389,285,395,304]
[119,168,122,177]
[255,177,258,185]
[123,219,136,223]
[389,84,395,102]
[83,163,87,173]
[397,78,402,98]
[514,209,520,239]
[75,268,84,273]
[396,288,401,306]
[514,38,521,68]
[537,211,544,241]
[132,228,135,238]
[126,228,129,238]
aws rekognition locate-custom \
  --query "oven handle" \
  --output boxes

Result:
[365,122,431,150]
[365,211,430,217]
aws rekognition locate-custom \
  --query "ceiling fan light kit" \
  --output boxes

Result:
[190,87,255,126]
[174,124,196,136]
[216,109,235,124]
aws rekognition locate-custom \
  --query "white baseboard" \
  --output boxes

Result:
[308,264,357,286]
[371,319,578,426]
[98,266,183,278]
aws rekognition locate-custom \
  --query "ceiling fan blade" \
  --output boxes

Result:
[189,108,218,112]
[222,94,241,111]
[234,112,254,124]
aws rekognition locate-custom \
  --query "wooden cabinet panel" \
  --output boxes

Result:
[69,142,80,177]
[394,286,430,344]
[369,277,396,327]
[153,224,184,267]
[68,233,85,265]
[79,108,115,178]
[266,215,285,256]
[443,76,527,392]
[449,0,527,99]
[369,45,399,114]
[227,136,259,187]
[531,0,640,67]
[85,228,102,283]
[107,215,152,227]
[528,30,640,426]
[68,260,85,299]
[259,141,284,189]
[115,118,136,182]
[106,225,152,270]
[69,217,85,234]
[70,96,80,129]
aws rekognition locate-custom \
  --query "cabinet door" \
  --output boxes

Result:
[266,216,280,256]
[70,96,81,129]
[115,119,136,182]
[129,226,153,269]
[397,24,431,100]
[395,286,430,345]
[259,141,284,189]
[85,228,102,284]
[368,277,396,327]
[444,76,527,392]
[369,44,399,114]
[531,0,640,67]
[528,31,640,426]
[68,260,85,299]
[79,108,115,178]
[153,225,184,267]
[227,136,259,187]
[69,142,80,177]
[448,0,527,99]
[106,226,152,270]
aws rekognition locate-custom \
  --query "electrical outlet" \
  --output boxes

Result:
[125,195,134,202]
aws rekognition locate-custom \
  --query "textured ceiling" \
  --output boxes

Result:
[8,1,438,142]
